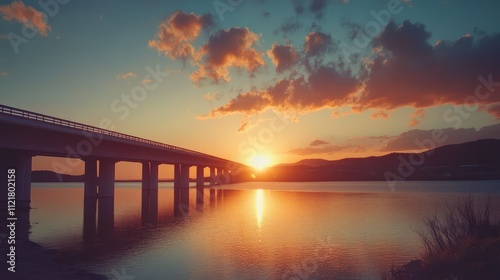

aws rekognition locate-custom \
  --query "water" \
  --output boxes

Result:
[27,181,500,279]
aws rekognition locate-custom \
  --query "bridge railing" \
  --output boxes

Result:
[0,104,220,160]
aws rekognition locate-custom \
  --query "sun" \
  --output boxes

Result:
[249,154,272,171]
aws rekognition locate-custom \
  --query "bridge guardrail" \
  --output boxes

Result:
[0,104,220,160]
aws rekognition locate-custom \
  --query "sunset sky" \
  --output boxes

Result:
[1,0,500,179]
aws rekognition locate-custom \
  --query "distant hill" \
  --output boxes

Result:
[258,139,500,181]
[276,158,331,167]
[32,170,84,182]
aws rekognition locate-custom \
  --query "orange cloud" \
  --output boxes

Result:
[204,65,358,118]
[0,1,51,36]
[148,11,214,60]
[304,31,333,56]
[267,44,299,73]
[487,104,500,119]
[371,110,388,119]
[408,109,424,127]
[116,72,137,80]
[191,27,265,83]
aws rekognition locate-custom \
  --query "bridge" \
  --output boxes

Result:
[0,104,248,216]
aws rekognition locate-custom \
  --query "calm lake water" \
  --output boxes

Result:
[28,181,500,280]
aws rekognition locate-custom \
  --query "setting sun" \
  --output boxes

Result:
[249,154,272,171]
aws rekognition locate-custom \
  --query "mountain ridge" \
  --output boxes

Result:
[260,139,500,181]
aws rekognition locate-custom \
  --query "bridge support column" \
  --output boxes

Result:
[216,168,223,186]
[196,166,204,187]
[150,162,159,190]
[141,162,158,225]
[84,159,98,197]
[141,162,150,190]
[223,169,231,184]
[180,164,190,188]
[210,167,216,186]
[174,164,181,188]
[1,151,32,210]
[97,159,115,237]
[98,160,115,197]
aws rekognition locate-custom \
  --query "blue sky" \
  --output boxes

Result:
[1,0,500,178]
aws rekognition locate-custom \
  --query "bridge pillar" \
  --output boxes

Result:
[180,164,190,188]
[223,168,231,184]
[210,167,216,186]
[150,162,159,190]
[1,151,32,210]
[98,160,115,197]
[141,162,158,225]
[196,166,204,187]
[141,162,150,190]
[84,159,98,197]
[173,163,181,188]
[217,168,223,185]
[97,159,115,238]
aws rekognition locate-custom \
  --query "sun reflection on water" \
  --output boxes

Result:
[256,189,264,230]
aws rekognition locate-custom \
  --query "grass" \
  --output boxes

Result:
[383,195,500,280]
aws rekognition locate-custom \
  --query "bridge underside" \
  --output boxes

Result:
[0,149,233,211]
[0,104,251,241]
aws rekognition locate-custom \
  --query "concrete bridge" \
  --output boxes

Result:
[0,104,247,214]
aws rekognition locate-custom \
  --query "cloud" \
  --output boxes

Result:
[148,11,214,60]
[141,78,153,84]
[304,31,334,56]
[358,20,500,114]
[236,116,268,133]
[202,92,223,101]
[0,1,51,36]
[310,139,329,146]
[204,65,358,118]
[308,0,328,19]
[267,44,299,73]
[408,108,425,127]
[274,17,303,36]
[292,0,305,16]
[381,123,500,152]
[116,72,137,80]
[191,27,265,83]
[371,110,388,119]
[0,71,8,77]
[486,104,500,119]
